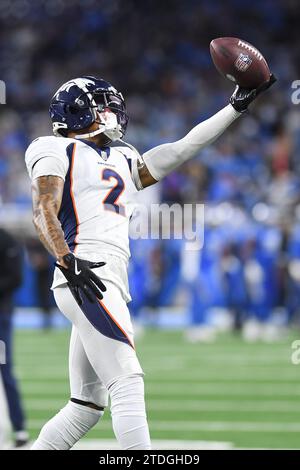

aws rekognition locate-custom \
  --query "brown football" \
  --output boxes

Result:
[210,37,270,88]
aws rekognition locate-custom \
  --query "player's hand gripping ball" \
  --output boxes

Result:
[210,37,276,112]
[210,37,271,88]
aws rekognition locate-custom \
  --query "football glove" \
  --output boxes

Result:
[55,253,106,306]
[230,73,277,113]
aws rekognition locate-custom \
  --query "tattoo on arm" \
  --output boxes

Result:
[137,159,157,188]
[31,176,70,263]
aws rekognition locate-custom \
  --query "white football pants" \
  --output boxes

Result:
[45,261,151,450]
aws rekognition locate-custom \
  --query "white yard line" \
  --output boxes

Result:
[72,439,233,450]
[24,398,300,413]
[21,382,300,395]
[4,438,233,450]
[19,374,300,383]
[18,351,290,362]
[27,419,300,433]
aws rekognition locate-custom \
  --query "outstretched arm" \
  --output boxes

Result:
[139,104,239,187]
[138,75,276,188]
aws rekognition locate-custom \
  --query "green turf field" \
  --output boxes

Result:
[14,328,300,449]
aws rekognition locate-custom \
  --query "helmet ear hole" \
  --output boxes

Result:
[68,105,79,115]
[63,104,78,115]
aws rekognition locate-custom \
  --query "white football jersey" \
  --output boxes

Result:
[25,136,142,264]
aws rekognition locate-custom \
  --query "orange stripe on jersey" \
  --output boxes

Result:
[97,298,135,350]
[69,143,79,253]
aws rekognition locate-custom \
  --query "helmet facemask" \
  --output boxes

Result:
[74,88,129,143]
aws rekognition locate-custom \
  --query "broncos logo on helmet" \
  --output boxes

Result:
[49,76,129,144]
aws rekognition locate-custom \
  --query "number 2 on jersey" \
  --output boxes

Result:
[102,169,125,216]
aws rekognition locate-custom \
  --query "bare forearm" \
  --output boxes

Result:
[34,221,57,257]
[32,176,70,263]
[33,208,69,260]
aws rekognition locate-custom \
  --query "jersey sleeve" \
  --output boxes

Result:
[31,156,68,180]
[25,136,69,180]
[112,140,143,190]
[130,148,143,191]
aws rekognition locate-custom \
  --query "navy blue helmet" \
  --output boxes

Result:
[49,76,129,143]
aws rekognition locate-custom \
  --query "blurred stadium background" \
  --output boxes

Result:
[1,0,300,449]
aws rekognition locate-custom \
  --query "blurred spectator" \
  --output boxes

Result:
[1,0,300,337]
[0,228,28,447]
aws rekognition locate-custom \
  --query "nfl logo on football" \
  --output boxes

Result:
[234,53,252,72]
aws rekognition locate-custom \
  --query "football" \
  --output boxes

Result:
[210,37,271,88]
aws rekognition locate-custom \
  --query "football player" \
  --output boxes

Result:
[25,75,275,450]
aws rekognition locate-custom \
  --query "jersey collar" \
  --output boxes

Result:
[78,138,110,160]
